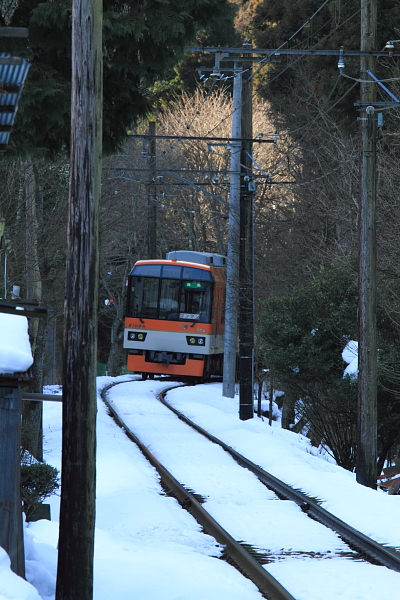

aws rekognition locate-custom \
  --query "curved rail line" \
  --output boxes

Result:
[101,383,296,600]
[157,389,400,573]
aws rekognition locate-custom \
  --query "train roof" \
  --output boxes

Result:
[132,260,214,273]
[165,250,227,267]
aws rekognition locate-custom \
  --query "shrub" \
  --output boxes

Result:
[21,462,60,521]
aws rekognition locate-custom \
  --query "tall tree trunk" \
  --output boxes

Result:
[281,391,296,430]
[376,439,395,478]
[106,295,124,376]
[23,157,44,460]
[25,157,42,306]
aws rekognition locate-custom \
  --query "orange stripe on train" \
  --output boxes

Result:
[127,354,205,376]
[124,317,213,334]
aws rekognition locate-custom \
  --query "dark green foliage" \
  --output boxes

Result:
[374,291,400,471]
[260,262,358,385]
[151,6,241,108]
[21,462,60,520]
[259,261,359,469]
[1,0,235,157]
[21,401,43,462]
[259,259,400,470]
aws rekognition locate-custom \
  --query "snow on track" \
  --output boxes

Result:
[108,380,351,558]
[106,379,400,600]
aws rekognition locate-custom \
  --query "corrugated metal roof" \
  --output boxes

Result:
[0,53,30,149]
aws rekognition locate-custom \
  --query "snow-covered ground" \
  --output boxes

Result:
[2,375,400,600]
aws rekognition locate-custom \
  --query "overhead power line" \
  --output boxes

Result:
[187,46,400,58]
[127,134,274,143]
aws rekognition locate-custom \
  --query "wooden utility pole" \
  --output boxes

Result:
[0,385,24,577]
[238,52,254,421]
[357,0,377,488]
[55,0,102,596]
[147,121,157,259]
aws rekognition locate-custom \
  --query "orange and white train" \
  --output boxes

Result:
[123,250,226,380]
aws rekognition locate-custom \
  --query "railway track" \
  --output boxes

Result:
[158,389,400,573]
[101,379,400,599]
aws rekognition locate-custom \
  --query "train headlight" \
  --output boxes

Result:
[127,331,147,341]
[186,336,205,346]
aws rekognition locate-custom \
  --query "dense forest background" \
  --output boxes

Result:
[1,0,400,470]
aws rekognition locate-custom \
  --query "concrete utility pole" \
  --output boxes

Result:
[147,120,157,259]
[222,63,242,398]
[357,0,378,489]
[238,53,254,420]
[55,0,102,597]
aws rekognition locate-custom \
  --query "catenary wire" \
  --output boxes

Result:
[199,7,361,148]
[143,0,355,160]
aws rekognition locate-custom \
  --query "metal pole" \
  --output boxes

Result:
[357,0,377,489]
[239,55,254,420]
[223,63,241,398]
[147,120,157,259]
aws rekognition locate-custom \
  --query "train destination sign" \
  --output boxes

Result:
[183,281,204,289]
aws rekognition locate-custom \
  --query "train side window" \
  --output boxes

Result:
[211,286,220,324]
[221,287,226,324]
[129,276,143,317]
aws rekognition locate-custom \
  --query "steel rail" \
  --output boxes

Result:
[158,390,400,573]
[101,384,296,600]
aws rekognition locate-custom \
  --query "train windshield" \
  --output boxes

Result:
[128,264,213,322]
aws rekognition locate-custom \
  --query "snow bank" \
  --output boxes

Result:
[0,546,41,600]
[3,376,397,600]
[25,521,58,600]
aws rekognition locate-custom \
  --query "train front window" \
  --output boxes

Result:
[162,265,182,279]
[132,264,161,277]
[159,279,180,320]
[179,281,212,322]
[182,266,212,281]
[128,267,213,322]
[140,277,159,319]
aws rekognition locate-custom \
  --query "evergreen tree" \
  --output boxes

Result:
[1,0,235,157]
[258,261,400,471]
